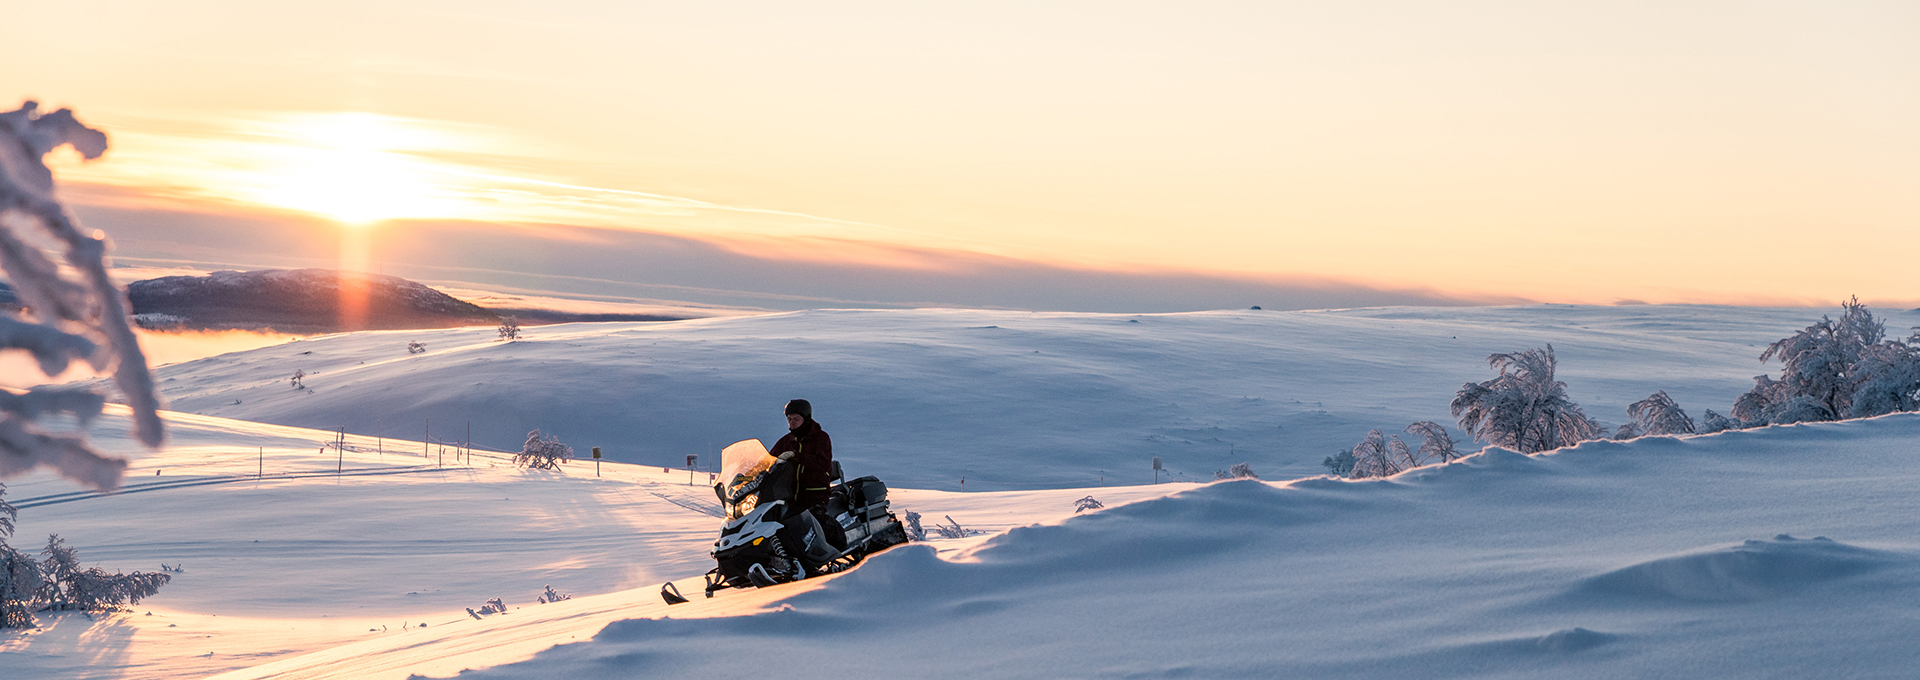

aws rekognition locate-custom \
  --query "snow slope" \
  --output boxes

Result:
[10,304,1919,679]
[421,415,1920,679]
[141,304,1883,488]
[0,408,1178,679]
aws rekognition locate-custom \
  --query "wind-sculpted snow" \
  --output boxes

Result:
[435,414,1920,680]
[1578,535,1908,603]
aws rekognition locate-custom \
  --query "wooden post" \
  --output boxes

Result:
[424,418,430,458]
[466,421,472,465]
[593,447,601,478]
[258,447,263,479]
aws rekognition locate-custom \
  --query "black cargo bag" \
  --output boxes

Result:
[848,475,888,507]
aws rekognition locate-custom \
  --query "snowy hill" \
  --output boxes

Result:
[141,304,1888,487]
[127,269,500,333]
[11,303,1920,679]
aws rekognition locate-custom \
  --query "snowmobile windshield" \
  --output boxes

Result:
[718,439,775,505]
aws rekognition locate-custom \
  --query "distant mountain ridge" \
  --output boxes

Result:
[126,269,501,333]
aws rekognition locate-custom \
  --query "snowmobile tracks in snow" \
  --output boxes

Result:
[644,486,726,518]
[12,465,459,509]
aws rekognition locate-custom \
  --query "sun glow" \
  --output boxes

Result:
[245,113,454,225]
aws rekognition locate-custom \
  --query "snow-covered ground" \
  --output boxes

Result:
[142,304,1888,486]
[6,304,1918,678]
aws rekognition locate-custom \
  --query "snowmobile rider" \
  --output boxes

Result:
[772,399,846,548]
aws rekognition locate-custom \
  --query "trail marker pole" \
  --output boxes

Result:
[466,421,472,464]
[593,447,601,477]
[424,418,430,458]
[258,447,263,479]
[337,427,344,475]
[1153,457,1162,484]
[687,454,697,485]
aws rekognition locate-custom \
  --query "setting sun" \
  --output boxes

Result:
[245,113,451,225]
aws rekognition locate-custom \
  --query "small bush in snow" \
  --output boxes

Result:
[932,514,971,539]
[0,102,162,491]
[537,585,570,604]
[902,511,927,541]
[1322,449,1356,476]
[407,341,426,355]
[290,370,305,389]
[1450,344,1603,454]
[1073,496,1104,513]
[0,486,36,629]
[1213,462,1258,480]
[0,542,38,629]
[466,597,508,619]
[1626,390,1695,436]
[1346,421,1468,478]
[497,317,521,342]
[515,430,573,470]
[1699,409,1739,434]
[34,534,168,613]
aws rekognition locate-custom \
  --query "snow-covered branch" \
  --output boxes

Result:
[0,101,163,490]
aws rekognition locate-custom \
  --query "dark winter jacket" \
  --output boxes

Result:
[770,420,833,509]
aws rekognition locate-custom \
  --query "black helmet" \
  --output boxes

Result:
[783,399,813,420]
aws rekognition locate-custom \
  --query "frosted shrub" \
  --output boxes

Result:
[1728,298,1920,426]
[1405,420,1461,463]
[407,341,426,355]
[537,585,570,604]
[902,511,927,541]
[497,316,520,342]
[35,534,168,613]
[1213,462,1258,480]
[932,514,970,539]
[515,430,572,470]
[1451,345,1602,453]
[1626,390,1695,437]
[1321,449,1356,476]
[0,486,36,629]
[0,102,163,491]
[1699,410,1739,434]
[290,369,305,389]
[1073,496,1104,513]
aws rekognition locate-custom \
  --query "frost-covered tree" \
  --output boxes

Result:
[1627,390,1695,436]
[0,543,38,628]
[36,534,167,612]
[407,341,426,355]
[497,316,520,342]
[1347,430,1402,479]
[1727,299,1920,426]
[1,102,163,491]
[1450,345,1602,453]
[514,430,572,470]
[1699,409,1739,434]
[1072,496,1104,513]
[1404,420,1461,463]
[1848,339,1920,418]
[0,485,37,629]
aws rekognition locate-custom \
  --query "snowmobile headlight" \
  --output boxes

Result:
[752,537,764,546]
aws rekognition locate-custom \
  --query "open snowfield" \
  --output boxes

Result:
[142,304,1895,486]
[6,304,1919,678]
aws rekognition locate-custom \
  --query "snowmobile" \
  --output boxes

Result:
[661,439,910,604]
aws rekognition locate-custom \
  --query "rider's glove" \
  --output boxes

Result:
[776,451,796,462]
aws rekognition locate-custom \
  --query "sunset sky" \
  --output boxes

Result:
[6,1,1916,310]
